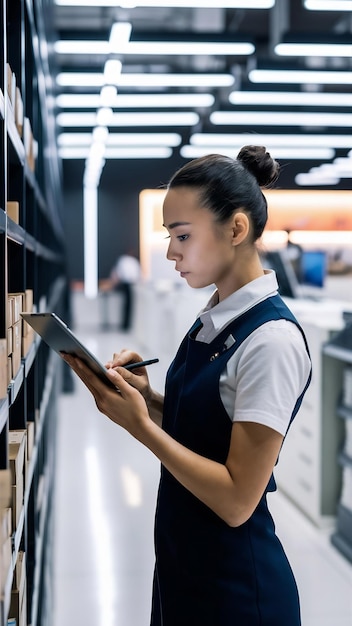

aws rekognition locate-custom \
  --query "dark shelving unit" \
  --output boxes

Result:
[0,1,67,624]
[323,321,352,564]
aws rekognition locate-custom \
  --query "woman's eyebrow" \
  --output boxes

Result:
[163,221,191,230]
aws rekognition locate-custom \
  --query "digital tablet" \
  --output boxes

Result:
[21,311,120,390]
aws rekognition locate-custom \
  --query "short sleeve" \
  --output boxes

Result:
[228,320,311,436]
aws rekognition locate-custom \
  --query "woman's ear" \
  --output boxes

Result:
[231,212,250,245]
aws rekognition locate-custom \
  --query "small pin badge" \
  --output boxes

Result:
[210,352,220,361]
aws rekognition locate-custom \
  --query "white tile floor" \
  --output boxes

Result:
[53,292,352,626]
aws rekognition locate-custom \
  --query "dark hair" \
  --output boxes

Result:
[167,145,280,241]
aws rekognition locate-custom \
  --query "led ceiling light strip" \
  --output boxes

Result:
[304,0,352,10]
[190,133,352,148]
[275,42,352,57]
[58,132,182,146]
[56,72,235,87]
[210,111,352,127]
[59,147,173,158]
[56,72,235,89]
[180,145,335,160]
[295,173,340,186]
[54,0,275,8]
[229,91,352,106]
[249,69,352,84]
[54,40,255,56]
[104,60,122,84]
[109,22,132,49]
[57,111,200,126]
[56,93,215,108]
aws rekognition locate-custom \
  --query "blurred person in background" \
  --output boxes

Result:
[110,249,140,331]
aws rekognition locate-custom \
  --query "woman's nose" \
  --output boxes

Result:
[166,239,180,261]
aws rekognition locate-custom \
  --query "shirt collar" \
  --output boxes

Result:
[198,270,279,334]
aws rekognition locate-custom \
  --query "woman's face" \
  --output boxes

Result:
[163,187,239,301]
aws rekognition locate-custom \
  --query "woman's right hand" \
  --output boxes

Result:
[105,349,152,402]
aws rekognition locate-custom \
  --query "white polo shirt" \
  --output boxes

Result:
[196,271,311,436]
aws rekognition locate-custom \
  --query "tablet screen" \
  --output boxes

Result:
[21,312,118,389]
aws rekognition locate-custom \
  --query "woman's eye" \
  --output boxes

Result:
[177,234,189,241]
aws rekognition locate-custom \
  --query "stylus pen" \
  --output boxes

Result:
[124,358,159,371]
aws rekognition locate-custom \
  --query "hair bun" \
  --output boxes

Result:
[237,145,280,188]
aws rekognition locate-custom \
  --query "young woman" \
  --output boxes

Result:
[62,146,312,626]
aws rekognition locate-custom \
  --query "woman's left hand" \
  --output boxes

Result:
[61,354,151,438]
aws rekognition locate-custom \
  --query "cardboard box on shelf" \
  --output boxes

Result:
[7,356,12,384]
[1,507,12,543]
[10,551,27,626]
[9,430,26,487]
[0,470,12,512]
[11,473,23,530]
[13,551,26,592]
[7,327,12,355]
[15,86,23,136]
[0,339,7,398]
[23,117,35,172]
[0,471,12,594]
[0,535,12,597]
[21,289,34,356]
[23,290,33,321]
[6,63,12,97]
[28,138,38,172]
[11,321,22,379]
[6,201,20,224]
[8,294,23,324]
[22,332,33,358]
[10,585,26,626]
[6,63,16,108]
[7,296,14,328]
[3,445,23,529]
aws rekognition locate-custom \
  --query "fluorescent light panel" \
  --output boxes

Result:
[54,0,275,8]
[275,43,352,57]
[180,145,335,160]
[109,22,132,49]
[96,107,113,126]
[92,126,109,143]
[55,40,254,56]
[289,232,352,245]
[58,132,182,146]
[210,111,352,127]
[100,85,117,107]
[249,69,352,84]
[56,93,215,108]
[314,164,352,178]
[59,146,173,158]
[57,111,200,126]
[229,91,352,106]
[104,60,122,83]
[295,173,340,186]
[56,72,235,88]
[304,1,352,10]
[190,133,352,148]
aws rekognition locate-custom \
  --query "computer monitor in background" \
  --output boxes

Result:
[300,250,327,289]
[263,249,300,299]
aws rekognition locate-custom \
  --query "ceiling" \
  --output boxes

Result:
[50,0,352,189]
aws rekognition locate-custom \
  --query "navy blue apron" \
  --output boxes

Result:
[150,295,311,626]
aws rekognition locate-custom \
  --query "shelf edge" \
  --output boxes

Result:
[0,397,9,432]
[323,344,352,364]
